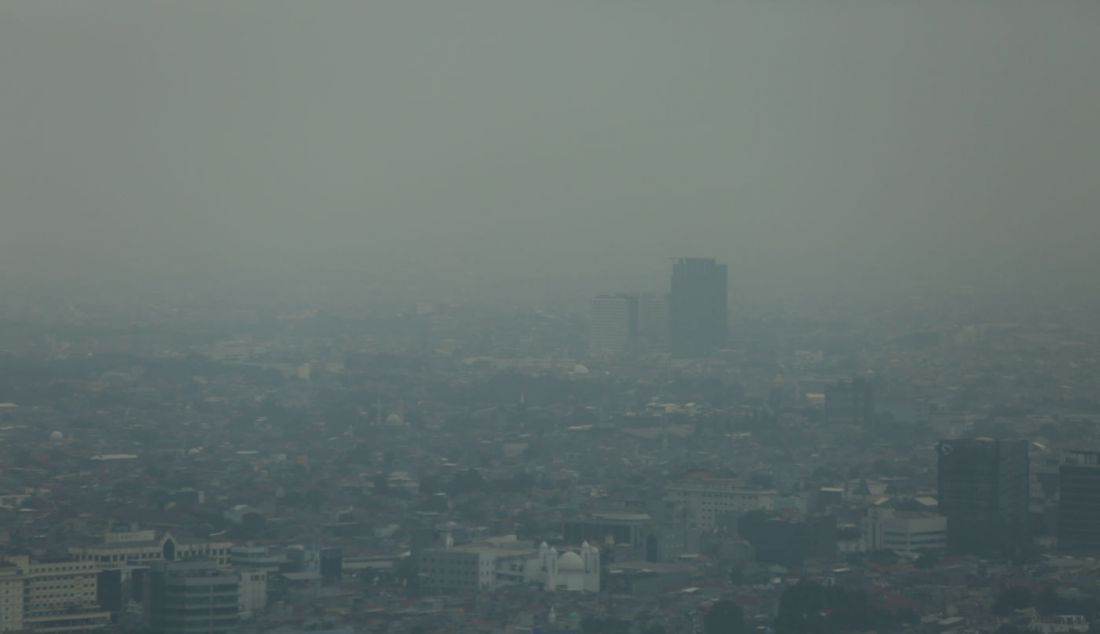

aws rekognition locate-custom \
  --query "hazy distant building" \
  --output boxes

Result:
[937,438,1029,557]
[669,258,727,357]
[738,512,836,567]
[665,476,776,531]
[825,378,875,425]
[636,292,669,351]
[1058,450,1100,552]
[320,548,342,586]
[589,294,638,358]
[563,512,659,562]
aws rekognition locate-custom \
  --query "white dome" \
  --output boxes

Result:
[557,551,584,572]
[572,364,589,375]
[49,431,64,441]
[384,413,404,425]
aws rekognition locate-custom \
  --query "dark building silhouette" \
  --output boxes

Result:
[97,569,123,617]
[563,512,659,562]
[825,378,875,425]
[669,257,727,357]
[321,547,343,586]
[1058,450,1100,552]
[144,560,239,634]
[937,438,1029,558]
[738,511,836,567]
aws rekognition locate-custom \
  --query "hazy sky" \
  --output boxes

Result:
[2,0,1098,306]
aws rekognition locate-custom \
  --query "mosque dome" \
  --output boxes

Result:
[557,551,584,572]
[49,431,64,441]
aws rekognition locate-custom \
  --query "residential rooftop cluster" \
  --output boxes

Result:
[2,281,1100,634]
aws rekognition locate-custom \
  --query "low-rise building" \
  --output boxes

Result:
[665,477,776,531]
[70,529,232,570]
[863,509,947,553]
[419,536,599,594]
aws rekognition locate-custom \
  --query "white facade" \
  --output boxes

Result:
[237,570,268,619]
[0,556,110,634]
[419,536,599,594]
[863,509,946,553]
[231,545,284,571]
[70,530,232,569]
[537,542,599,593]
[0,563,23,633]
[665,479,776,530]
[590,295,637,358]
[1030,615,1089,634]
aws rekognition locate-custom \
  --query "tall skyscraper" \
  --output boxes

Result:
[636,292,670,352]
[1058,450,1100,552]
[589,294,639,358]
[825,378,875,425]
[669,258,727,357]
[937,438,1029,558]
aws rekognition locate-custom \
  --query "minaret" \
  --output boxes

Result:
[547,547,558,591]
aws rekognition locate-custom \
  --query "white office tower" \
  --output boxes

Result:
[590,294,638,358]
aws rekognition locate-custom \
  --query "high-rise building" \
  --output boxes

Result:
[0,555,111,634]
[236,570,267,621]
[636,292,669,352]
[589,294,638,358]
[144,560,239,634]
[1058,450,1100,552]
[937,438,1029,558]
[669,258,727,357]
[320,548,342,586]
[0,561,24,633]
[825,378,875,425]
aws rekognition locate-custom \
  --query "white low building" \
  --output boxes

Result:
[1030,614,1089,634]
[419,535,599,594]
[862,508,946,553]
[664,478,776,530]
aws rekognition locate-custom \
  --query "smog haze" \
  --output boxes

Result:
[2,0,1098,308]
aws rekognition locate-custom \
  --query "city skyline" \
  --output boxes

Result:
[2,1,1100,632]
[2,1,1099,308]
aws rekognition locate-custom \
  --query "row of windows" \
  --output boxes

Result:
[422,569,477,578]
[83,548,230,564]
[29,566,94,574]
